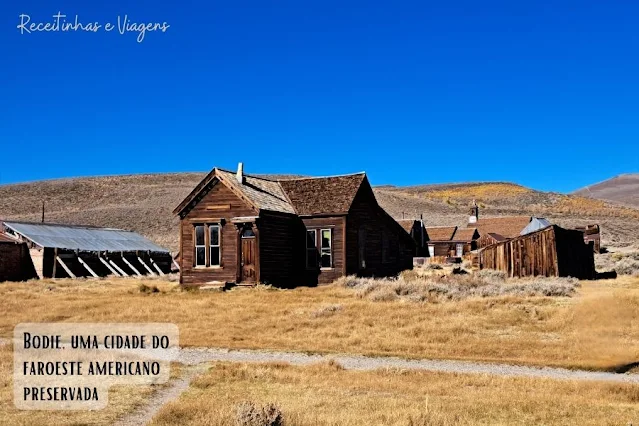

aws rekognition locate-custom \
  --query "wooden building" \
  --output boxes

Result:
[574,224,601,253]
[423,226,477,260]
[0,233,38,282]
[397,219,428,257]
[467,202,532,239]
[1,221,172,279]
[174,164,415,287]
[479,225,595,279]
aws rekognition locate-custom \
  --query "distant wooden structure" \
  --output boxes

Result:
[574,224,601,253]
[476,232,508,249]
[423,226,478,261]
[1,221,171,279]
[479,225,595,279]
[0,233,38,282]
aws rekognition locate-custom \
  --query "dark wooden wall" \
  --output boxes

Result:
[258,211,300,287]
[180,181,257,285]
[345,184,414,277]
[0,242,38,282]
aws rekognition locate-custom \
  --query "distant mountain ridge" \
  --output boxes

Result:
[574,174,639,208]
[1,173,638,251]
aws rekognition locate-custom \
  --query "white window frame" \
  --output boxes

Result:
[320,228,332,270]
[428,244,435,258]
[209,224,221,267]
[456,243,464,257]
[194,224,206,267]
[306,229,317,269]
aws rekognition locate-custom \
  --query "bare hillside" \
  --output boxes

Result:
[574,174,639,208]
[1,175,638,252]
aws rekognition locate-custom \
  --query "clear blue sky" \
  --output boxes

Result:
[2,1,638,192]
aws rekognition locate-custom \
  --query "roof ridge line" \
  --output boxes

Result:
[276,172,366,181]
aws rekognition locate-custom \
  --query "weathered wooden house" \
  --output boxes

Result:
[1,221,172,279]
[479,225,595,279]
[0,233,38,282]
[424,226,479,260]
[173,164,415,287]
[467,202,533,239]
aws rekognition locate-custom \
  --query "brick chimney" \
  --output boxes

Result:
[236,162,244,184]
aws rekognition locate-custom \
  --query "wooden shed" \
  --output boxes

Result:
[476,232,508,249]
[479,225,595,279]
[174,164,415,287]
[0,233,38,282]
[574,224,601,253]
[1,221,172,279]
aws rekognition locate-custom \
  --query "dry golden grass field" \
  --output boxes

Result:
[149,362,639,426]
[0,275,638,425]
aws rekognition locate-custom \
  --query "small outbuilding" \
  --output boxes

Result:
[397,219,428,257]
[479,225,595,279]
[1,221,173,279]
[0,233,38,282]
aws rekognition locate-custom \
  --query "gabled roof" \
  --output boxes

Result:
[278,173,366,216]
[174,168,366,217]
[452,227,479,242]
[520,217,552,236]
[2,221,169,253]
[425,226,457,242]
[216,169,296,214]
[471,216,532,239]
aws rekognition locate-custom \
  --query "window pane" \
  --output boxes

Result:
[306,230,316,248]
[242,227,255,238]
[321,250,331,268]
[321,229,331,249]
[210,226,219,246]
[195,225,205,246]
[196,247,206,266]
[210,247,220,266]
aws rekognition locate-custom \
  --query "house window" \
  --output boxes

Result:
[320,229,332,269]
[456,243,464,257]
[194,223,222,267]
[306,229,317,269]
[194,225,206,267]
[210,225,221,267]
[428,244,435,258]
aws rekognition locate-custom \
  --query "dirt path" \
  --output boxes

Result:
[179,347,639,384]
[113,364,207,426]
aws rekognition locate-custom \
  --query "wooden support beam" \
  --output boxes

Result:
[108,259,128,277]
[149,258,165,276]
[78,256,99,278]
[56,256,76,279]
[137,257,156,276]
[122,256,142,277]
[172,258,181,271]
[99,256,120,276]
[52,248,58,278]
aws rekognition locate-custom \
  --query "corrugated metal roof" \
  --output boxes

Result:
[2,221,169,253]
[520,217,552,236]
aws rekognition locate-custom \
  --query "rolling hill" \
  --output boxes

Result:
[574,174,639,208]
[1,174,638,252]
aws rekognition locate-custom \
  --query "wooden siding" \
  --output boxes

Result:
[180,181,257,285]
[0,242,38,282]
[301,216,346,285]
[259,211,300,287]
[479,226,595,279]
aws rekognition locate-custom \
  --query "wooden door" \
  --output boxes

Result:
[240,237,257,283]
